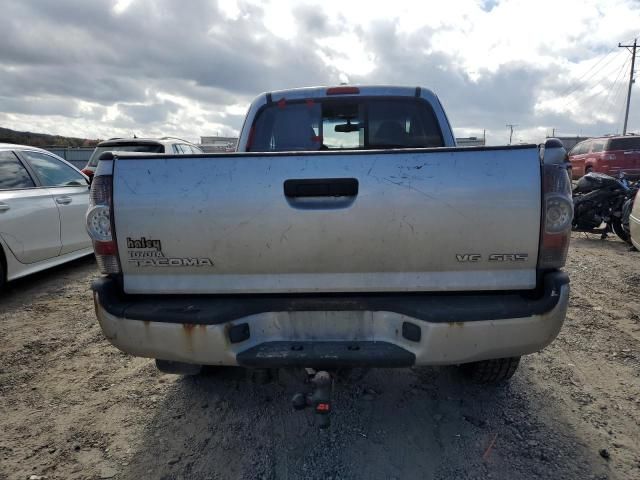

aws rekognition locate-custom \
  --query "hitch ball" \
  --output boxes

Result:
[291,370,334,428]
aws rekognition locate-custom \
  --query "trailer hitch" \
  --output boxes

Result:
[291,370,333,429]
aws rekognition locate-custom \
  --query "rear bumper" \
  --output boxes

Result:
[92,272,570,367]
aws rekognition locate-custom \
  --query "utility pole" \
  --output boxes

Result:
[506,124,517,145]
[619,38,637,135]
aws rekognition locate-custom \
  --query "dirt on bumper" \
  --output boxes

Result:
[93,273,569,367]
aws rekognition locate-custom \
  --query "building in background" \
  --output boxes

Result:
[44,146,94,169]
[200,136,237,152]
[455,136,486,147]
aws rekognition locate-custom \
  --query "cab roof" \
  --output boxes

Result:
[265,85,436,101]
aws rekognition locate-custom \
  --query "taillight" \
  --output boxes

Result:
[81,168,94,177]
[326,86,360,95]
[86,175,121,274]
[538,165,573,269]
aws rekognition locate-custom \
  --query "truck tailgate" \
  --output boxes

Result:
[113,146,541,294]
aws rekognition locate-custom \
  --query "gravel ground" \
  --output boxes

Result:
[1,233,639,480]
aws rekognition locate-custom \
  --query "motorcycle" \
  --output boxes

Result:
[572,172,639,244]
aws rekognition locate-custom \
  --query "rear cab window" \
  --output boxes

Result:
[248,97,444,152]
[88,143,164,167]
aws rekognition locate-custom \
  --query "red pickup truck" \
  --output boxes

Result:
[568,135,640,179]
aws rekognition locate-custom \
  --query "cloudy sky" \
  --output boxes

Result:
[1,0,639,145]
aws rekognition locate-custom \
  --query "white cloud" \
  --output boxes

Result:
[218,0,241,20]
[316,33,376,76]
[1,0,639,145]
[112,0,135,14]
[250,0,298,39]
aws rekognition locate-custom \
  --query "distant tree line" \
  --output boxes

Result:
[0,127,101,148]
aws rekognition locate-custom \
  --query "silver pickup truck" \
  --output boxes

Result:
[88,85,572,388]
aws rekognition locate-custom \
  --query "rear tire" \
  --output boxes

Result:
[460,357,520,384]
[611,219,632,244]
[155,359,203,376]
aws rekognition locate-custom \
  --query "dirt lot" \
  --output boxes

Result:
[1,233,639,480]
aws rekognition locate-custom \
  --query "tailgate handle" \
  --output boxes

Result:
[284,178,359,198]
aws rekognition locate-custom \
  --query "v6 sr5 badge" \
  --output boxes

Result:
[456,253,528,263]
[126,236,214,267]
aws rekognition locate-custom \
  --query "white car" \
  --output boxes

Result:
[0,143,92,288]
[631,190,640,250]
[81,137,204,179]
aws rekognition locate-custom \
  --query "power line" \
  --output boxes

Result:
[556,47,619,99]
[551,35,640,133]
[555,33,640,104]
[603,59,631,124]
[558,50,625,103]
[557,52,629,112]
[595,55,631,118]
[607,60,631,119]
[559,52,626,106]
[556,32,640,103]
